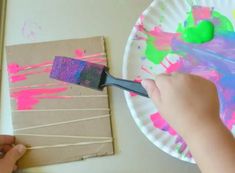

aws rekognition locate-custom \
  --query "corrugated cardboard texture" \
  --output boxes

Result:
[6,36,114,168]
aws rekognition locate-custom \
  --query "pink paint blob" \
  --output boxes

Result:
[8,63,21,74]
[186,151,193,158]
[192,6,212,23]
[150,112,177,136]
[8,61,52,75]
[10,67,52,83]
[135,15,145,32]
[226,112,235,130]
[10,75,27,83]
[175,135,188,154]
[74,49,85,58]
[130,77,142,97]
[191,69,220,82]
[161,57,183,74]
[11,87,67,110]
[149,26,179,50]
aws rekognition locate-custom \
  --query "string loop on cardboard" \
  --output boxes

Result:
[13,108,110,112]
[27,139,113,150]
[16,134,112,140]
[14,114,110,131]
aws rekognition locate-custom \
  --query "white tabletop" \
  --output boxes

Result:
[1,0,200,172]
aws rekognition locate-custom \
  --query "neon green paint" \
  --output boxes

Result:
[145,36,170,64]
[182,20,215,44]
[144,8,233,64]
[177,10,234,44]
[212,11,234,33]
[177,12,195,33]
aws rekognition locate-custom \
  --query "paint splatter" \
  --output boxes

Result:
[8,49,107,110]
[135,5,235,159]
[11,88,67,110]
[130,77,142,97]
[145,27,179,64]
[8,61,52,83]
[161,57,183,74]
[150,112,177,135]
[74,49,86,58]
[192,6,211,23]
[175,135,192,158]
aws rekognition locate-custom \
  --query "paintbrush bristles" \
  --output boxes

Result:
[50,56,106,90]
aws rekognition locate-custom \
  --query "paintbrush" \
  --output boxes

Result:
[50,56,148,97]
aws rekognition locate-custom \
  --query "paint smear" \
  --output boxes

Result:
[192,6,211,23]
[181,20,215,43]
[8,61,52,74]
[9,67,51,83]
[8,50,107,110]
[145,29,178,64]
[150,112,177,135]
[130,77,142,97]
[135,6,235,159]
[11,88,67,110]
[161,57,183,74]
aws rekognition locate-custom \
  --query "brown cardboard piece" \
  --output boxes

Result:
[6,36,114,168]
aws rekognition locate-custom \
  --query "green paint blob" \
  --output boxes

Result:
[177,12,195,33]
[177,10,234,44]
[182,20,215,44]
[145,36,170,64]
[144,8,234,64]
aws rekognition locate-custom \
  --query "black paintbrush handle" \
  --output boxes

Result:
[102,72,149,98]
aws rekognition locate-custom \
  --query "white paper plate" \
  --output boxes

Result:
[123,0,235,163]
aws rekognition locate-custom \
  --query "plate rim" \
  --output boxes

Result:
[122,0,195,164]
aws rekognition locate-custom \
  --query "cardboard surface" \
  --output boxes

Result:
[6,36,113,168]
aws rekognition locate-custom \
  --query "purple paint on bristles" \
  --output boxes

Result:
[50,56,106,90]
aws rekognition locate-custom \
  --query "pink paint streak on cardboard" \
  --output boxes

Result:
[9,67,52,83]
[74,49,106,64]
[11,88,67,110]
[8,61,52,74]
[74,49,86,58]
[8,61,52,83]
[8,50,108,109]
